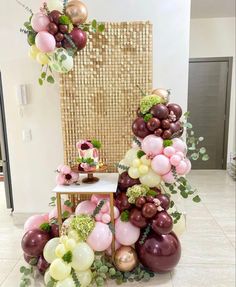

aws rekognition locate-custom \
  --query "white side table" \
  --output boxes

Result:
[52,173,119,257]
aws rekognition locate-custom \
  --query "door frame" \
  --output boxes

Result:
[189,57,233,169]
[0,71,14,210]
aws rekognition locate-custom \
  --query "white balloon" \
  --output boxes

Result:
[75,270,93,287]
[49,48,74,73]
[56,277,75,287]
[43,237,60,263]
[47,0,63,12]
[139,168,161,187]
[71,243,94,272]
[49,258,71,281]
[172,214,186,237]
[124,148,139,166]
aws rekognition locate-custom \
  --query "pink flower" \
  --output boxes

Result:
[56,165,79,185]
[76,140,93,150]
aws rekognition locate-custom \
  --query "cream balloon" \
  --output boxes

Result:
[128,167,140,179]
[55,243,67,258]
[36,52,49,65]
[138,164,149,175]
[117,159,129,174]
[49,48,74,73]
[56,276,75,287]
[71,243,94,272]
[47,0,63,12]
[139,168,161,187]
[172,214,186,236]
[49,258,71,281]
[124,148,139,166]
[44,269,53,286]
[140,155,151,166]
[75,269,93,287]
[29,45,40,59]
[43,237,60,263]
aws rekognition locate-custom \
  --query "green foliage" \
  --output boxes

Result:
[77,157,97,166]
[116,162,129,171]
[59,15,71,25]
[146,189,158,197]
[91,139,102,149]
[62,210,70,219]
[120,210,130,222]
[133,136,142,147]
[143,113,153,122]
[163,139,173,147]
[71,268,81,287]
[137,150,146,158]
[38,65,55,86]
[126,184,150,204]
[40,222,51,232]
[19,265,33,287]
[64,199,74,208]
[139,224,151,244]
[62,251,73,263]
[140,94,165,114]
[49,196,56,207]
[70,214,95,241]
[170,211,182,224]
[93,200,105,217]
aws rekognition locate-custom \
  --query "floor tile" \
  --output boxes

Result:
[0,259,18,285]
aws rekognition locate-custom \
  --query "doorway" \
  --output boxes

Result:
[0,71,14,210]
[188,57,232,169]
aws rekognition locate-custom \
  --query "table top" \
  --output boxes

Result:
[52,173,119,193]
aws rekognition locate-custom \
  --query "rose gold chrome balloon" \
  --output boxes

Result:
[114,246,138,272]
[66,0,88,25]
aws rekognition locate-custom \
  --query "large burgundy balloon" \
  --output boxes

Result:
[132,117,150,139]
[70,28,87,50]
[115,192,131,212]
[37,255,50,275]
[135,231,181,272]
[152,211,173,235]
[118,172,140,192]
[150,104,169,119]
[167,104,182,121]
[23,253,39,266]
[130,208,148,228]
[50,223,59,238]
[156,194,170,210]
[21,230,50,257]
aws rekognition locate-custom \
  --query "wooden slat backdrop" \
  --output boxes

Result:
[60,22,153,171]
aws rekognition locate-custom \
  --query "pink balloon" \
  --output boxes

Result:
[95,213,103,222]
[170,154,182,166]
[31,12,50,32]
[106,240,121,256]
[35,31,56,53]
[42,213,49,222]
[24,214,48,233]
[115,217,140,246]
[114,206,120,220]
[162,170,176,184]
[75,200,96,216]
[141,135,163,157]
[61,165,71,174]
[176,151,184,159]
[172,138,187,155]
[163,146,176,157]
[101,201,109,213]
[184,158,192,174]
[91,194,110,204]
[102,213,111,224]
[49,204,72,220]
[87,222,112,251]
[151,155,171,175]
[176,160,188,175]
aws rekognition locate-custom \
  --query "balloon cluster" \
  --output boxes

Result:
[20,0,105,84]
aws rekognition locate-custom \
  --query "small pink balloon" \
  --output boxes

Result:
[102,213,111,224]
[101,201,109,213]
[31,12,50,32]
[56,173,66,185]
[75,200,96,216]
[115,217,140,246]
[163,146,176,157]
[35,31,56,53]
[172,138,187,155]
[176,151,184,159]
[141,135,163,157]
[91,194,110,204]
[61,165,71,174]
[24,214,48,233]
[87,222,113,251]
[95,213,103,222]
[49,204,72,220]
[170,154,182,166]
[184,158,192,174]
[106,240,121,256]
[176,160,188,175]
[114,206,120,219]
[162,170,176,184]
[151,155,171,175]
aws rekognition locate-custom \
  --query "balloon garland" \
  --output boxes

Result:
[18,0,105,85]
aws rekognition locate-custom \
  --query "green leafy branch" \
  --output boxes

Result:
[71,268,81,287]
[139,224,151,245]
[38,65,55,86]
[19,266,34,287]
[116,163,129,171]
[92,200,105,218]
[80,20,105,33]
[133,136,142,147]
[120,210,130,222]
[49,196,56,207]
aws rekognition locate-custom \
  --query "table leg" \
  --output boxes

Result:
[109,193,115,260]
[56,193,63,234]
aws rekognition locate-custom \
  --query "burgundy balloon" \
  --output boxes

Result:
[37,255,50,275]
[154,128,163,137]
[115,192,131,212]
[167,103,182,121]
[59,24,68,33]
[162,129,172,139]
[147,118,161,132]
[49,10,62,24]
[23,253,39,266]
[55,32,64,42]
[152,211,173,235]
[142,203,157,219]
[169,121,181,133]
[146,196,154,203]
[118,171,140,192]
[136,108,143,117]
[161,119,170,129]
[132,117,150,139]
[70,28,87,50]
[135,231,181,272]
[50,223,59,238]
[156,194,170,210]
[130,208,148,228]
[47,22,58,35]
[56,41,62,48]
[135,196,146,208]
[150,104,169,119]
[21,230,50,257]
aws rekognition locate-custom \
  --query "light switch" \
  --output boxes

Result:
[22,129,32,142]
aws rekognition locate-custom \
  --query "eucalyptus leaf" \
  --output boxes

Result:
[98,23,105,32]
[193,195,201,203]
[92,19,97,29]
[47,76,55,84]
[180,190,188,198]
[191,153,199,160]
[202,154,209,161]
[200,147,206,154]
[198,136,204,141]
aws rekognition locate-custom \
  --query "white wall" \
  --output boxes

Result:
[190,17,236,159]
[0,0,191,213]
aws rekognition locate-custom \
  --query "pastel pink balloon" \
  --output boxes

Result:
[24,214,48,233]
[101,201,109,213]
[61,165,71,174]
[172,138,187,155]
[91,194,110,204]
[106,240,121,256]
[176,160,188,175]
[114,206,120,219]
[115,217,140,246]
[49,204,72,220]
[102,213,111,224]
[87,222,112,251]
[162,170,176,184]
[163,146,176,157]
[31,12,50,32]
[95,212,103,222]
[75,200,96,216]
[141,135,163,157]
[176,151,184,159]
[184,158,192,174]
[35,31,56,53]
[42,213,49,222]
[151,155,171,175]
[170,154,182,166]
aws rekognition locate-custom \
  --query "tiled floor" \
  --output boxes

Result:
[0,170,235,287]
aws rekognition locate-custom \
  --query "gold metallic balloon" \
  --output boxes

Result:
[152,88,170,103]
[114,246,138,272]
[66,0,88,25]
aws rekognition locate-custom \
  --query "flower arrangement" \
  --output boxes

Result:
[18,0,105,85]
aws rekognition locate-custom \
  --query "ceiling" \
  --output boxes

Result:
[191,0,236,18]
